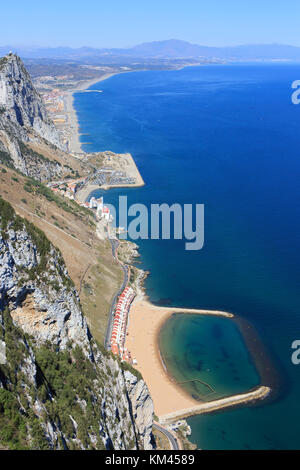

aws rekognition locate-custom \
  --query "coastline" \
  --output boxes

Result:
[66,68,275,426]
[125,296,272,421]
[64,73,119,154]
[100,152,145,190]
[65,73,145,203]
[64,65,205,154]
[76,152,145,204]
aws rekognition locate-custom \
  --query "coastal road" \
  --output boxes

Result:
[153,422,180,451]
[104,230,130,350]
[105,232,180,452]
[18,205,126,350]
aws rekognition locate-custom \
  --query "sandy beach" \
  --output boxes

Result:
[64,72,145,203]
[64,73,118,153]
[125,298,271,422]
[64,69,273,424]
[75,184,102,203]
[63,72,273,425]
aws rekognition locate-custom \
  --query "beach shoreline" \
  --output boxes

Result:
[67,69,275,426]
[64,73,119,154]
[125,286,273,422]
[65,73,145,203]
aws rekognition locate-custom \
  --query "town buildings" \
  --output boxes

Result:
[110,286,135,362]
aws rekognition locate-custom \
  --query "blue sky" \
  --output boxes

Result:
[1,0,300,48]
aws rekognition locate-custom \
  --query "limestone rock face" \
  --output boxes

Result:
[0,222,92,354]
[0,54,63,149]
[124,371,154,450]
[0,204,155,450]
[0,54,156,451]
[0,54,65,180]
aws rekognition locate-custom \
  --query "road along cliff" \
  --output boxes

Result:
[0,197,154,450]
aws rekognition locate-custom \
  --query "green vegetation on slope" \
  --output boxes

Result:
[0,308,50,450]
[0,56,9,69]
[18,141,60,167]
[0,199,145,450]
[23,177,93,220]
[0,196,74,289]
[0,195,50,272]
[0,307,109,450]
[0,150,15,170]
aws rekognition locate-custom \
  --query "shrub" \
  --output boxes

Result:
[0,150,14,170]
[121,361,143,381]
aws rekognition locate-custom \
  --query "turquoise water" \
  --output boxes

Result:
[74,64,300,449]
[159,314,260,400]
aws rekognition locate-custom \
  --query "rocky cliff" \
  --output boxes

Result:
[0,54,65,180]
[0,198,154,450]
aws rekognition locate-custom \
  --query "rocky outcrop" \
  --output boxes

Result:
[0,55,155,451]
[0,198,154,450]
[0,226,89,351]
[124,371,154,450]
[0,54,63,149]
[0,54,65,180]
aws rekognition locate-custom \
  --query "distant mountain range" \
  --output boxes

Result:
[2,40,300,61]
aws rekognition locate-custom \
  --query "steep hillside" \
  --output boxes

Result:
[0,54,63,147]
[0,163,124,344]
[0,198,154,450]
[0,55,156,451]
[0,54,86,181]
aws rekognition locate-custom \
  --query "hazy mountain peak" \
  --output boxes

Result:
[1,40,300,60]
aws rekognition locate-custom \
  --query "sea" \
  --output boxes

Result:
[74,63,300,450]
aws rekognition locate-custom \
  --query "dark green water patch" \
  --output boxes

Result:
[159,314,261,401]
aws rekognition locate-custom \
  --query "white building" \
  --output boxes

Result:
[89,197,98,209]
[96,197,104,216]
[102,206,111,221]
